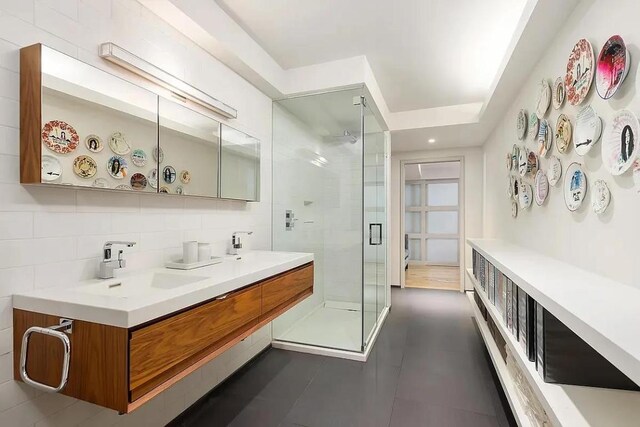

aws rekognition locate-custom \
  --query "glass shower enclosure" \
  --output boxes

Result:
[271,87,387,354]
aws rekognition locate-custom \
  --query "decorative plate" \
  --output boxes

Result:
[536,80,551,117]
[527,151,539,176]
[131,149,147,167]
[73,155,97,179]
[528,113,539,139]
[148,168,158,189]
[41,155,62,182]
[517,110,527,140]
[537,119,552,157]
[175,186,184,195]
[552,77,565,109]
[42,120,79,154]
[565,38,595,106]
[547,156,562,186]
[518,149,528,177]
[180,170,191,184]
[602,109,639,175]
[564,162,587,211]
[534,170,549,206]
[555,114,572,154]
[109,132,130,155]
[115,185,132,191]
[153,147,164,164]
[511,145,520,173]
[130,173,148,191]
[163,166,176,184]
[507,176,513,198]
[633,160,640,194]
[519,183,533,210]
[511,201,518,218]
[575,105,602,155]
[506,153,513,171]
[107,155,128,179]
[592,179,610,214]
[92,178,109,189]
[159,186,169,194]
[513,177,520,201]
[85,135,103,153]
[596,35,631,100]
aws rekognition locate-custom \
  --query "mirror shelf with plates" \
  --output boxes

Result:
[19,43,260,202]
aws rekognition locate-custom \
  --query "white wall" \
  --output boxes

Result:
[0,0,273,425]
[390,147,484,290]
[483,0,640,288]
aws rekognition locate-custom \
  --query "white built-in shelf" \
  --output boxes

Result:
[467,267,640,427]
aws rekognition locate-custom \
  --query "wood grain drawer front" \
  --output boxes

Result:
[262,263,314,315]
[129,285,262,399]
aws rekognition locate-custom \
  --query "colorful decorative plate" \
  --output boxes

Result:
[511,145,520,173]
[534,170,549,206]
[180,170,191,184]
[575,105,602,155]
[592,179,610,214]
[596,35,631,100]
[159,186,169,194]
[175,186,184,195]
[85,135,103,153]
[148,168,158,189]
[92,178,109,189]
[107,155,128,179]
[41,155,62,182]
[633,160,640,194]
[517,110,527,140]
[131,149,147,167]
[565,38,595,106]
[537,119,552,157]
[73,155,97,179]
[42,120,79,154]
[602,109,639,175]
[552,77,565,109]
[115,185,132,191]
[153,147,164,164]
[130,173,148,191]
[162,165,176,184]
[536,80,551,117]
[555,114,572,154]
[519,183,533,210]
[513,177,520,201]
[528,113,539,139]
[564,162,587,211]
[527,151,539,176]
[518,149,528,177]
[109,132,130,155]
[547,156,562,186]
[507,176,513,199]
[511,201,518,218]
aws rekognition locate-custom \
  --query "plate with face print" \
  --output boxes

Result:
[565,38,595,106]
[109,132,130,155]
[517,110,527,140]
[148,168,158,189]
[575,105,602,155]
[519,182,533,210]
[552,76,565,109]
[528,113,539,140]
[596,35,631,100]
[73,155,97,179]
[534,170,549,206]
[536,80,551,117]
[42,120,79,154]
[602,109,639,176]
[85,134,103,153]
[527,151,539,176]
[592,179,610,214]
[92,178,109,189]
[131,149,147,167]
[511,200,518,218]
[107,155,128,179]
[180,170,191,184]
[518,149,528,177]
[41,155,62,182]
[163,165,176,184]
[564,162,587,211]
[555,114,572,154]
[547,156,562,186]
[537,119,552,157]
[511,145,520,173]
[130,173,148,191]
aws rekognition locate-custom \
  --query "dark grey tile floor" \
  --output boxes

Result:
[168,288,516,427]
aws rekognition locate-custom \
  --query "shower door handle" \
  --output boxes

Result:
[369,223,382,246]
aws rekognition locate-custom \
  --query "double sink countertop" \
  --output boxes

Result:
[13,251,314,328]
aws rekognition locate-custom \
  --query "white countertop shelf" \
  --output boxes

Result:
[13,251,313,328]
[467,268,640,427]
[467,238,640,388]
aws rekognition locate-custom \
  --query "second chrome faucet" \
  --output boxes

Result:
[99,241,136,279]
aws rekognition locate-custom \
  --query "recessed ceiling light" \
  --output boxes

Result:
[428,138,436,144]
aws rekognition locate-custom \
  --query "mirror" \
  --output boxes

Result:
[158,99,220,197]
[220,124,260,201]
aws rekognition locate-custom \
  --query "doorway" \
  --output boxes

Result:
[402,161,462,291]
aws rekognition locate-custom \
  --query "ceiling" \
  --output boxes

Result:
[216,0,527,112]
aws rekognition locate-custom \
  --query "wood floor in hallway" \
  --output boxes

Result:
[169,288,515,427]
[405,265,460,291]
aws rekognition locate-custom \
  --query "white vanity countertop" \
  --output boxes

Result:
[13,251,314,328]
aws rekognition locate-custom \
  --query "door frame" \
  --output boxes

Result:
[399,156,465,292]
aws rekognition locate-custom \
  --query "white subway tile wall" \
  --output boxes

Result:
[0,0,274,425]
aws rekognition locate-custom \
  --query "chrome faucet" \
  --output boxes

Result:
[99,241,136,279]
[228,231,253,255]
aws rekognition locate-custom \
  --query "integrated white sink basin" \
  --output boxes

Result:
[77,273,210,298]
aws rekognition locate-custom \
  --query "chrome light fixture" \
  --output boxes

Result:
[99,42,237,119]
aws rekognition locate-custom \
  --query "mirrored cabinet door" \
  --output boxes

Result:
[220,124,260,201]
[158,99,220,197]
